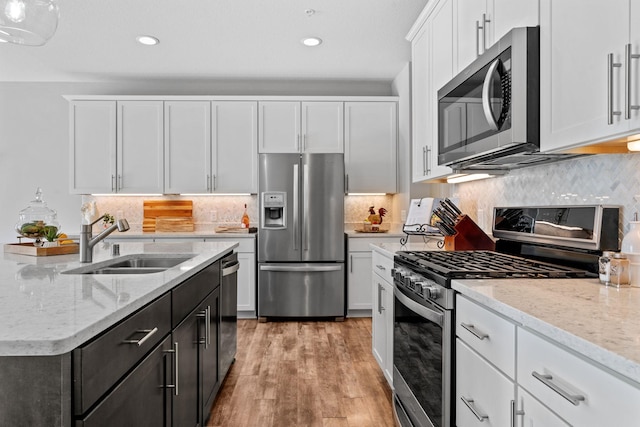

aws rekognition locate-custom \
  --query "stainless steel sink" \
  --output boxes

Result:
[63,255,195,275]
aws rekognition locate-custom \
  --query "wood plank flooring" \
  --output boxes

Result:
[207,318,395,427]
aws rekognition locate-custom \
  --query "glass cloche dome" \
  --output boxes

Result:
[15,187,60,240]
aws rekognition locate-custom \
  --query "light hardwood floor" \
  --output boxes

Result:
[207,318,395,427]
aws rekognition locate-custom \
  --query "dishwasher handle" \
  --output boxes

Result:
[222,260,239,276]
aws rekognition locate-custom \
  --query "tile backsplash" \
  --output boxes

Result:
[453,153,640,234]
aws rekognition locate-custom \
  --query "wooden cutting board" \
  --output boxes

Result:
[155,217,195,232]
[143,200,193,232]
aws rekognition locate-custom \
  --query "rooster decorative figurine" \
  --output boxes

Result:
[367,206,387,224]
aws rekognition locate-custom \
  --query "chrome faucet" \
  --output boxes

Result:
[80,215,130,263]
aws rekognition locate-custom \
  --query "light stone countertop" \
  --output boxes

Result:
[105,231,256,239]
[452,278,640,385]
[0,240,238,357]
[369,240,445,258]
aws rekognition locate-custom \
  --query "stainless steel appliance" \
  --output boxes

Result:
[437,26,568,172]
[392,205,619,427]
[257,153,345,319]
[218,252,238,382]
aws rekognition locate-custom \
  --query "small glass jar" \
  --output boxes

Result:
[607,253,631,287]
[598,251,614,284]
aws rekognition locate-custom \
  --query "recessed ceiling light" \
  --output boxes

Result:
[302,37,322,47]
[136,35,159,46]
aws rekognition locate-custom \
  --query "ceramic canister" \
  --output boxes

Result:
[621,221,640,287]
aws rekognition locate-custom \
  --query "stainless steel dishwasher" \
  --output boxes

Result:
[219,252,239,381]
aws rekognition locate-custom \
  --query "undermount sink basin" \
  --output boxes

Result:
[63,255,195,275]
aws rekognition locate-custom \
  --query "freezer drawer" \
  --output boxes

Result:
[258,263,345,318]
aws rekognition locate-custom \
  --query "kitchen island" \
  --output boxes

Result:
[0,240,238,426]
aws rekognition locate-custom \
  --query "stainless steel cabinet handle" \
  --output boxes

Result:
[297,134,301,151]
[212,174,216,191]
[122,327,158,346]
[222,260,240,276]
[531,371,586,406]
[422,146,427,175]
[117,174,122,191]
[196,307,211,349]
[476,19,482,57]
[461,322,489,340]
[608,53,623,124]
[350,255,353,273]
[625,43,640,119]
[482,13,491,52]
[111,174,116,192]
[510,400,524,427]
[376,264,386,271]
[377,283,384,314]
[461,396,489,422]
[206,174,211,192]
[345,174,349,193]
[425,147,431,175]
[163,342,179,396]
[303,134,307,151]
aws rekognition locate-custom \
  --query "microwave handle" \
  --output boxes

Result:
[482,58,503,131]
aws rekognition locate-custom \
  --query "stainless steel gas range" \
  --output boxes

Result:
[391,205,620,427]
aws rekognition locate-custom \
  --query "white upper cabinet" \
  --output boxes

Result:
[540,0,639,152]
[70,100,163,195]
[457,0,540,72]
[117,101,164,194]
[69,100,116,194]
[344,102,397,193]
[211,101,258,193]
[164,101,212,194]
[258,101,343,153]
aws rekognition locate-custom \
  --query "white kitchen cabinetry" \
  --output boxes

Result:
[347,236,397,317]
[212,101,258,193]
[517,386,569,427]
[540,0,640,152]
[518,327,640,427]
[344,102,397,193]
[258,101,343,153]
[455,294,516,427]
[164,101,211,194]
[70,100,163,195]
[371,249,394,386]
[457,0,539,72]
[409,0,454,183]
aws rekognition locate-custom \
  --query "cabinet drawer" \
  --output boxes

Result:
[172,261,220,327]
[73,292,171,415]
[456,295,516,378]
[456,339,514,427]
[372,250,393,283]
[517,386,569,427]
[348,236,398,252]
[518,328,640,426]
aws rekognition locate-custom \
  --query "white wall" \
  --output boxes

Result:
[0,79,393,243]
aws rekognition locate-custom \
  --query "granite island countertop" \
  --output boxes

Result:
[0,240,238,357]
[453,278,640,385]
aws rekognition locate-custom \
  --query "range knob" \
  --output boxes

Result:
[421,283,441,299]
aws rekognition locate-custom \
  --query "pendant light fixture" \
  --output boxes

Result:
[0,0,59,46]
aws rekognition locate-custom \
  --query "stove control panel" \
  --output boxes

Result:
[392,267,444,302]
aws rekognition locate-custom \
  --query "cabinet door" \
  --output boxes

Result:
[456,0,488,71]
[258,101,301,153]
[172,309,200,427]
[301,102,344,153]
[69,100,116,194]
[630,0,640,129]
[77,337,172,427]
[517,386,570,427]
[344,102,397,193]
[200,288,219,425]
[456,339,514,427]
[347,251,373,312]
[212,101,258,193]
[540,0,630,152]
[492,0,539,43]
[371,274,386,371]
[164,101,211,193]
[237,252,256,315]
[117,101,164,194]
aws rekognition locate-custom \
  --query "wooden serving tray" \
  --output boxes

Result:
[4,243,79,257]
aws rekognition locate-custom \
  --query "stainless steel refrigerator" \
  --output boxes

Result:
[257,153,345,319]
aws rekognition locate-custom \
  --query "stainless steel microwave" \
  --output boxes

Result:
[437,26,542,171]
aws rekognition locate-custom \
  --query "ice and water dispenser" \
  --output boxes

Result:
[261,192,286,229]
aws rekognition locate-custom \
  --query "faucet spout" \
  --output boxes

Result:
[80,217,130,263]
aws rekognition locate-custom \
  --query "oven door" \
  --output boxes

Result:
[393,284,452,427]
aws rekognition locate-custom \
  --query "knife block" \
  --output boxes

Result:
[444,214,496,251]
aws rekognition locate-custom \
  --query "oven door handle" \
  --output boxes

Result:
[394,286,444,326]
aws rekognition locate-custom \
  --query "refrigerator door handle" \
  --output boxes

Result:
[293,163,299,251]
[260,265,343,273]
[303,163,309,252]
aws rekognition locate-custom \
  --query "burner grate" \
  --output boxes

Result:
[397,250,590,279]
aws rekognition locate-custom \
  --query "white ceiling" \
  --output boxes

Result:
[0,0,428,83]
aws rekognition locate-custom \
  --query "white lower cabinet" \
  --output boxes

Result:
[371,248,394,386]
[456,339,514,427]
[517,386,569,427]
[235,251,256,318]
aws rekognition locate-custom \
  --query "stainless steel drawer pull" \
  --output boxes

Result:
[375,264,386,271]
[626,43,640,119]
[608,53,623,124]
[461,396,489,422]
[461,322,489,340]
[532,371,585,406]
[510,400,524,427]
[163,342,179,396]
[122,327,158,346]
